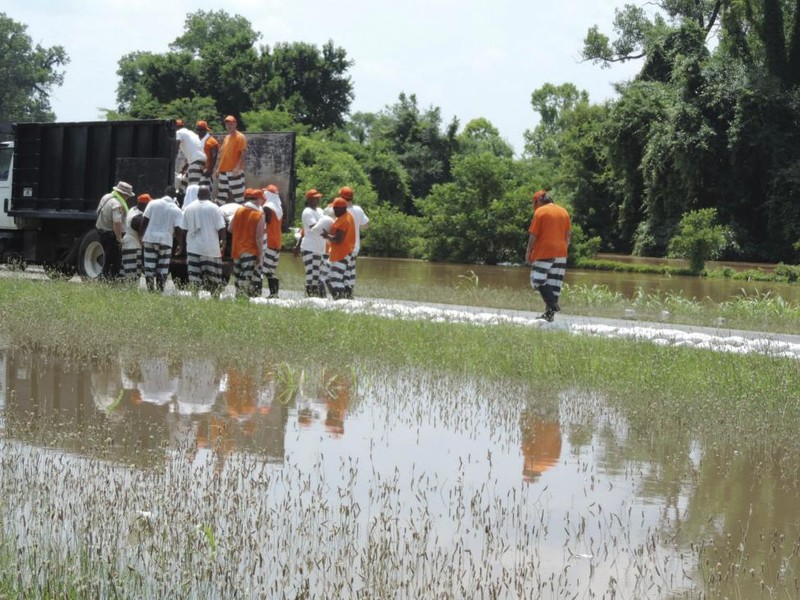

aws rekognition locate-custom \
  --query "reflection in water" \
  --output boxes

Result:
[3,347,800,597]
[520,408,562,483]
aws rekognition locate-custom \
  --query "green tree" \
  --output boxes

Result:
[668,208,734,273]
[456,118,514,158]
[112,10,352,130]
[0,13,69,122]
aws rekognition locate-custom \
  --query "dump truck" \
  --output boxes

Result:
[0,119,296,278]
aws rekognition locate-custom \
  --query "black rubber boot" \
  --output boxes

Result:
[318,283,327,298]
[251,277,263,298]
[538,284,559,313]
[267,277,279,298]
[305,285,316,297]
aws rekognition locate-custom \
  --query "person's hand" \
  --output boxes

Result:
[293,246,300,258]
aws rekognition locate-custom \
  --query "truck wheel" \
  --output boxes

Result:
[77,229,105,280]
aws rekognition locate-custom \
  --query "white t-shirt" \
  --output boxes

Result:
[122,206,143,250]
[183,183,199,210]
[183,200,225,257]
[348,204,370,254]
[142,197,185,246]
[220,202,241,226]
[300,206,325,254]
[176,128,206,163]
[310,215,334,255]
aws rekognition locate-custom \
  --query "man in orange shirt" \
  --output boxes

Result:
[230,188,265,298]
[216,115,247,205]
[525,191,571,322]
[323,197,356,300]
[195,121,219,190]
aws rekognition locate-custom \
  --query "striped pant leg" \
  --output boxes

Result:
[155,244,172,276]
[218,171,246,205]
[530,259,555,291]
[301,250,323,287]
[262,248,279,278]
[143,243,160,279]
[199,255,224,289]
[234,254,257,296]
[345,254,357,289]
[187,252,203,286]
[217,172,232,205]
[328,258,348,293]
[187,160,205,185]
[121,247,142,280]
[545,257,567,300]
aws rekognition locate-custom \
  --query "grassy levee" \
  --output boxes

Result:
[1,278,799,452]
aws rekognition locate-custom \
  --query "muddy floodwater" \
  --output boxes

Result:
[1,347,799,598]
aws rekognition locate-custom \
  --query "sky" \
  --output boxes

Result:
[7,0,643,154]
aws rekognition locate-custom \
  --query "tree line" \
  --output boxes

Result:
[2,3,799,266]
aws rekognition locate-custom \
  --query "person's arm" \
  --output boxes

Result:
[566,229,572,246]
[206,144,218,176]
[328,228,345,244]
[112,207,124,243]
[217,227,226,253]
[255,216,265,266]
[525,233,537,266]
[173,228,185,255]
[139,216,150,240]
[235,136,246,174]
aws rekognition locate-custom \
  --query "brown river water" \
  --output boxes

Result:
[1,344,798,598]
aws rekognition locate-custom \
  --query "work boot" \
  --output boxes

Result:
[538,284,559,312]
[539,308,555,322]
[305,285,316,297]
[343,286,353,299]
[318,283,327,298]
[267,277,280,298]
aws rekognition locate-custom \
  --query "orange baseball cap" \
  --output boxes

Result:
[331,197,348,208]
[305,188,323,200]
[244,188,261,199]
[339,186,354,200]
[137,193,151,204]
[196,120,210,131]
[266,184,279,194]
[533,190,547,204]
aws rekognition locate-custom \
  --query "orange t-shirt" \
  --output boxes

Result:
[204,135,220,169]
[231,206,263,259]
[528,203,571,262]
[328,212,355,263]
[265,206,282,250]
[218,131,247,172]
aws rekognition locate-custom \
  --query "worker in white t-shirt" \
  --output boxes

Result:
[175,121,207,188]
[181,185,227,296]
[297,188,327,297]
[339,186,369,298]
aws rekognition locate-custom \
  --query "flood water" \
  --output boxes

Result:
[2,345,799,598]
[277,256,800,304]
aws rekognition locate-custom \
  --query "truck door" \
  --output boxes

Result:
[0,142,16,231]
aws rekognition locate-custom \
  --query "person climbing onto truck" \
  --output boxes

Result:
[216,115,247,205]
[95,180,134,280]
[175,120,206,189]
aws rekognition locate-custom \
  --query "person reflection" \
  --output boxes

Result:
[91,367,125,415]
[520,407,562,483]
[321,369,351,438]
[138,358,178,407]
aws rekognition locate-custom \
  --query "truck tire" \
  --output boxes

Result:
[77,229,105,280]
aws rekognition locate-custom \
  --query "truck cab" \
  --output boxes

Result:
[0,141,18,233]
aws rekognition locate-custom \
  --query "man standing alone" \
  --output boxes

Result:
[216,115,247,205]
[525,191,571,322]
[95,180,134,280]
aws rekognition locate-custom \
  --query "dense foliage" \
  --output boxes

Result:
[0,13,68,124]
[4,4,800,266]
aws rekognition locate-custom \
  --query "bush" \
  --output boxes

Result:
[668,208,734,274]
[360,204,425,258]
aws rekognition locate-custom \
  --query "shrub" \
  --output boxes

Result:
[668,208,734,274]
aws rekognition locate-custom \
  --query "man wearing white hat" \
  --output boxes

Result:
[95,180,134,280]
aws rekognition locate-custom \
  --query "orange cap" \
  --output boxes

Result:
[244,188,261,199]
[533,190,547,204]
[331,197,348,208]
[266,184,279,194]
[196,120,210,131]
[175,119,184,127]
[339,186,354,200]
[305,188,323,200]
[137,193,151,204]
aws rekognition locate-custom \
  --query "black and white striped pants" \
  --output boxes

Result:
[217,171,246,205]
[261,247,280,277]
[143,242,172,278]
[344,254,357,289]
[187,253,223,288]
[327,255,351,293]
[187,160,205,186]
[529,257,567,299]
[234,253,260,296]
[301,250,324,287]
[121,247,142,279]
